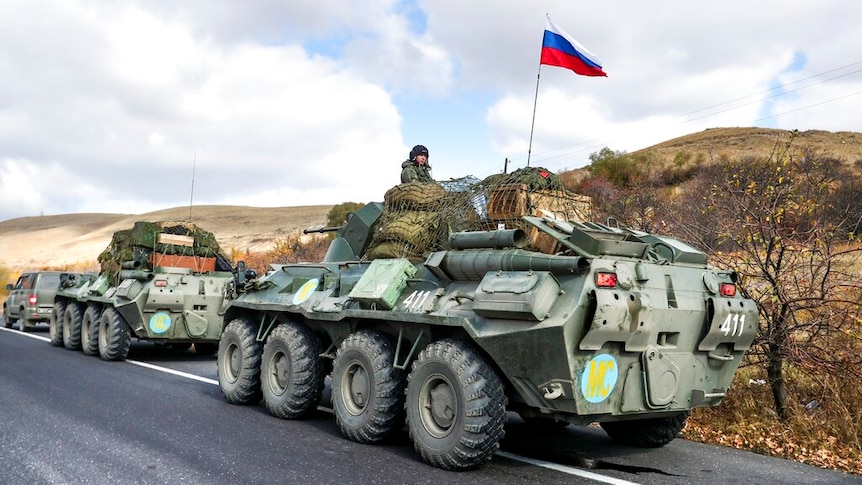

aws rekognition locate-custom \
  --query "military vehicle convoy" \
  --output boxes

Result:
[216,175,758,471]
[52,221,249,361]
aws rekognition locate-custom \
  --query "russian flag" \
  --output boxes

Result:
[540,16,607,77]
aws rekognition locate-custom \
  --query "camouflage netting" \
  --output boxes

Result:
[98,221,229,281]
[366,167,591,260]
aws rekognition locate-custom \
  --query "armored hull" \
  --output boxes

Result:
[52,221,241,360]
[217,200,757,470]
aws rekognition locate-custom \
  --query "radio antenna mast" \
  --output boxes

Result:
[188,150,196,222]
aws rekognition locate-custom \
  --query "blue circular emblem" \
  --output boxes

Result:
[149,312,172,334]
[581,354,618,403]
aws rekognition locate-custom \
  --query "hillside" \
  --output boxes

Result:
[2,127,860,274]
[0,205,332,271]
[634,127,862,168]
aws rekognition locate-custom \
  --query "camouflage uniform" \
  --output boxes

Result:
[400,159,434,183]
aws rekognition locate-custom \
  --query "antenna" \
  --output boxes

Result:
[188,150,196,222]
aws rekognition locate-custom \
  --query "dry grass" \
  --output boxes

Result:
[0,205,332,275]
[638,127,862,169]
[3,127,862,476]
[684,367,862,474]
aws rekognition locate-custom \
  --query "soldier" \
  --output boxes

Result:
[401,145,433,183]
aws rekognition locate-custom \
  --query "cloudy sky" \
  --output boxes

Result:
[1,0,861,222]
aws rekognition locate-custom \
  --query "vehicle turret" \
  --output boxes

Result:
[216,168,757,471]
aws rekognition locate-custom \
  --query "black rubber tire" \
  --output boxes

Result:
[600,411,690,448]
[261,322,325,419]
[332,330,405,443]
[18,308,29,332]
[3,303,18,328]
[81,305,103,356]
[194,342,218,356]
[98,307,131,361]
[2,304,13,328]
[405,339,507,471]
[63,303,84,350]
[49,301,67,346]
[217,317,263,405]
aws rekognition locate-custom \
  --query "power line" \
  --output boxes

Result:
[512,59,862,170]
[754,90,862,122]
[677,59,862,119]
[682,65,862,123]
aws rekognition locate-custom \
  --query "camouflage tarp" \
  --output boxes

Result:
[98,221,226,280]
[366,167,591,260]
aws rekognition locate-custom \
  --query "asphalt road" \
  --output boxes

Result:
[0,319,857,485]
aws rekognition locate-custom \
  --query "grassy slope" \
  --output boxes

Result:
[0,205,332,271]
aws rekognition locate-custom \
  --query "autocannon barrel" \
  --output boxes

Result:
[303,226,342,235]
[121,260,142,270]
[118,270,155,281]
[434,249,590,281]
[448,229,528,249]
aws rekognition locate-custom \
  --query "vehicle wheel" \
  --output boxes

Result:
[98,307,131,361]
[63,303,84,350]
[81,305,103,356]
[261,322,325,419]
[405,339,507,470]
[332,330,405,443]
[3,304,13,328]
[217,317,263,405]
[600,411,690,448]
[49,301,67,346]
[18,308,29,332]
[194,342,218,356]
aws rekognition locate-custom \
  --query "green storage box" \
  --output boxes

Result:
[472,271,560,321]
[348,258,417,309]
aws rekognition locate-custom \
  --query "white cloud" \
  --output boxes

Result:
[0,0,407,221]
[1,0,862,223]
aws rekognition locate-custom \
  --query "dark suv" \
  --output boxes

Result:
[4,272,82,332]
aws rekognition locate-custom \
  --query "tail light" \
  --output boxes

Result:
[595,272,617,288]
[28,295,37,306]
[719,283,737,297]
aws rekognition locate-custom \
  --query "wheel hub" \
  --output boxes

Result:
[344,361,369,415]
[428,382,455,427]
[226,344,241,381]
[272,352,290,393]
[420,374,457,438]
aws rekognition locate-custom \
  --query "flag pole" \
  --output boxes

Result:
[526,64,542,168]
[527,14,552,168]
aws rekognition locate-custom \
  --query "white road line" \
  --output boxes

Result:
[1,327,50,341]
[130,356,643,484]
[4,326,643,485]
[496,451,642,485]
[127,359,219,385]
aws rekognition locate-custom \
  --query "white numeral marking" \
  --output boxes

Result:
[719,313,746,337]
[403,290,431,311]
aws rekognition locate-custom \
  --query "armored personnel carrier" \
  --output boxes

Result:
[217,175,757,471]
[53,221,249,361]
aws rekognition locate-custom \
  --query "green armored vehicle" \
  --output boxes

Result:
[217,178,757,471]
[53,221,248,361]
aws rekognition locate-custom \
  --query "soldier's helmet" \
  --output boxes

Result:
[409,145,429,160]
